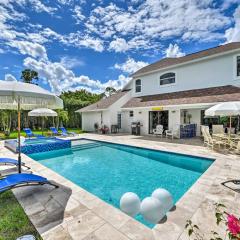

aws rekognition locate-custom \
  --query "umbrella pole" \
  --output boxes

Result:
[229,115,232,141]
[42,116,44,135]
[17,97,22,173]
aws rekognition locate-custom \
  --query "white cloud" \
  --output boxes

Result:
[23,57,129,94]
[60,56,85,69]
[5,73,17,81]
[114,58,148,74]
[109,38,130,52]
[31,0,57,14]
[86,0,231,50]
[165,43,185,58]
[72,6,85,24]
[224,6,240,43]
[8,41,48,59]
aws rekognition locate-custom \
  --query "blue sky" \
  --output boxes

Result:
[0,0,240,94]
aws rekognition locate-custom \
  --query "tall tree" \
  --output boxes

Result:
[105,87,116,97]
[21,69,39,85]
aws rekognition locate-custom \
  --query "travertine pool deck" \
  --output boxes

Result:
[0,133,240,240]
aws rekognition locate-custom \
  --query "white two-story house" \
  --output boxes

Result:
[78,42,240,137]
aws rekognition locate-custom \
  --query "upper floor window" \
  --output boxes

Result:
[129,111,134,117]
[237,56,240,77]
[160,72,175,86]
[135,79,141,93]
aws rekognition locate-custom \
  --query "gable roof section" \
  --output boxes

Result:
[122,85,240,108]
[77,90,129,112]
[132,42,240,77]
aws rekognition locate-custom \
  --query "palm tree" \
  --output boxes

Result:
[21,69,39,85]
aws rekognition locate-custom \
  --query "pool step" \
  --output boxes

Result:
[71,142,103,151]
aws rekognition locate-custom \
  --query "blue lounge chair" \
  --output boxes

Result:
[0,157,30,170]
[59,127,76,136]
[50,127,67,136]
[0,173,58,193]
[23,128,45,138]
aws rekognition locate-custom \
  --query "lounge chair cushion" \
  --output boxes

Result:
[0,158,24,165]
[0,173,49,192]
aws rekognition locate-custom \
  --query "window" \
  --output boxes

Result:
[237,56,240,77]
[160,72,175,85]
[117,113,121,129]
[135,79,141,93]
[129,111,134,117]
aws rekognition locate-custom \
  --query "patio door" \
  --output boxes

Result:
[149,111,168,134]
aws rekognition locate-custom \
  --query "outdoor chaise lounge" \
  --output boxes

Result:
[0,173,58,193]
[50,127,68,136]
[222,179,240,193]
[0,157,30,170]
[50,127,68,137]
[59,127,76,136]
[23,128,45,138]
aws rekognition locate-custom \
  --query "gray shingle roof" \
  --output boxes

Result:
[132,42,240,77]
[122,85,240,108]
[77,90,129,112]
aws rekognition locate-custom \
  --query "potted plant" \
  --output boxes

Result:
[187,113,192,124]
[94,123,99,132]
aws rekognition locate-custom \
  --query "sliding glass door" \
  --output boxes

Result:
[149,111,169,134]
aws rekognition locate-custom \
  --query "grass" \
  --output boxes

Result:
[0,128,83,140]
[0,191,42,240]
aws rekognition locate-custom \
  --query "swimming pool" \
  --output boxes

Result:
[29,139,213,227]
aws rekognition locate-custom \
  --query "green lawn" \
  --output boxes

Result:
[0,191,42,240]
[0,128,83,140]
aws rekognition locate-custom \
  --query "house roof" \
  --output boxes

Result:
[77,90,129,112]
[132,42,240,77]
[122,85,240,109]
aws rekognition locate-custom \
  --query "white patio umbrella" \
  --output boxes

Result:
[205,101,240,139]
[28,108,58,134]
[0,80,63,173]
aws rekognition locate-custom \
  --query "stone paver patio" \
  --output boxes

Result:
[0,133,240,240]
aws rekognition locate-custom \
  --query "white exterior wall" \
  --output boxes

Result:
[108,91,132,131]
[81,91,131,132]
[81,111,102,132]
[130,52,240,98]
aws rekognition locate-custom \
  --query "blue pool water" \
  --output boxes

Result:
[29,140,213,227]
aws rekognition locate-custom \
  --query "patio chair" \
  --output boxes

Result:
[23,128,45,138]
[165,127,179,139]
[59,127,76,136]
[153,125,164,137]
[50,127,67,137]
[0,173,58,194]
[0,157,30,170]
[201,126,224,149]
[212,125,224,135]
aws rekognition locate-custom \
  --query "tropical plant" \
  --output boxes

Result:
[94,122,99,132]
[56,110,69,129]
[21,69,39,85]
[185,203,240,240]
[0,110,12,136]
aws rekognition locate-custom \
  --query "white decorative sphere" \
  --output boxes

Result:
[120,192,141,217]
[152,188,173,213]
[140,197,165,224]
